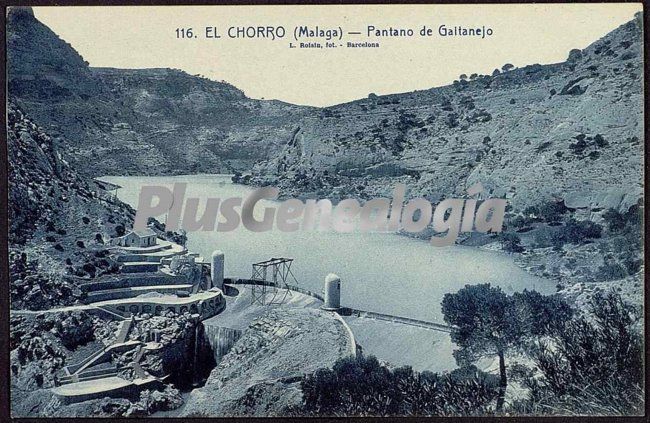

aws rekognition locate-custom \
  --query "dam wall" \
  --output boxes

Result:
[203,324,243,364]
[224,278,453,333]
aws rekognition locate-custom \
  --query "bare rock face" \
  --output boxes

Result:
[40,386,184,418]
[7,8,643,216]
[249,15,643,215]
[182,308,354,417]
[7,7,310,177]
[129,313,215,389]
[7,104,136,309]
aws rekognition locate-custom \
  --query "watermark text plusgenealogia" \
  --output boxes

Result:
[134,182,505,247]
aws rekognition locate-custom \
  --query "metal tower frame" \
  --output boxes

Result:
[250,258,298,305]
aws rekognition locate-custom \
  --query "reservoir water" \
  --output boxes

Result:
[103,174,554,324]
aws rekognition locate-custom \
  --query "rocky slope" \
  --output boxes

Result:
[10,310,203,418]
[10,310,117,416]
[182,308,355,416]
[7,103,140,309]
[8,7,643,218]
[7,7,311,177]
[248,14,643,215]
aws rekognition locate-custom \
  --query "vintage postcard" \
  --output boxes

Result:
[5,3,645,418]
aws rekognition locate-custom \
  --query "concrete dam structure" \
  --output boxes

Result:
[51,239,229,404]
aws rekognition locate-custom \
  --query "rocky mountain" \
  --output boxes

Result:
[8,7,643,218]
[7,102,138,309]
[7,7,310,177]
[247,14,643,215]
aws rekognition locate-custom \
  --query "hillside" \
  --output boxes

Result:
[7,102,139,309]
[6,8,644,289]
[8,7,643,218]
[248,14,643,215]
[7,7,311,177]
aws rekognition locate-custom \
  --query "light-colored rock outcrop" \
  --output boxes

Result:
[182,307,355,416]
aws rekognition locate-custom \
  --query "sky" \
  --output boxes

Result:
[33,4,642,107]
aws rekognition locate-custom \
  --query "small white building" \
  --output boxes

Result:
[117,228,158,248]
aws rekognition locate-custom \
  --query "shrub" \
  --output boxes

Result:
[558,219,602,244]
[602,208,626,232]
[569,138,588,154]
[82,263,96,277]
[532,226,556,248]
[567,48,583,62]
[596,262,627,281]
[520,292,643,415]
[300,355,498,416]
[509,215,531,229]
[498,231,524,253]
[568,219,602,241]
[623,258,642,275]
[537,200,568,223]
[603,203,642,234]
[594,134,608,147]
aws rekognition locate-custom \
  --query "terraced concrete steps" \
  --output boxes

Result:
[58,366,119,385]
[85,284,194,303]
[120,262,160,273]
[79,274,189,292]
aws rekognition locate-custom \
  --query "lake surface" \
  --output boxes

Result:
[103,174,554,324]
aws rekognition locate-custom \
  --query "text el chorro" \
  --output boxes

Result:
[133,183,506,247]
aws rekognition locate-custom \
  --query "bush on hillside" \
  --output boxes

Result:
[300,355,498,416]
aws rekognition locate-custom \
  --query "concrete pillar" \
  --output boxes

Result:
[211,250,225,290]
[323,273,341,311]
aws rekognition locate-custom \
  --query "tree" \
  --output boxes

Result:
[502,63,514,72]
[442,284,572,412]
[511,290,573,336]
[459,74,468,80]
[442,284,521,411]
[470,73,478,80]
[114,224,125,236]
[492,68,500,76]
